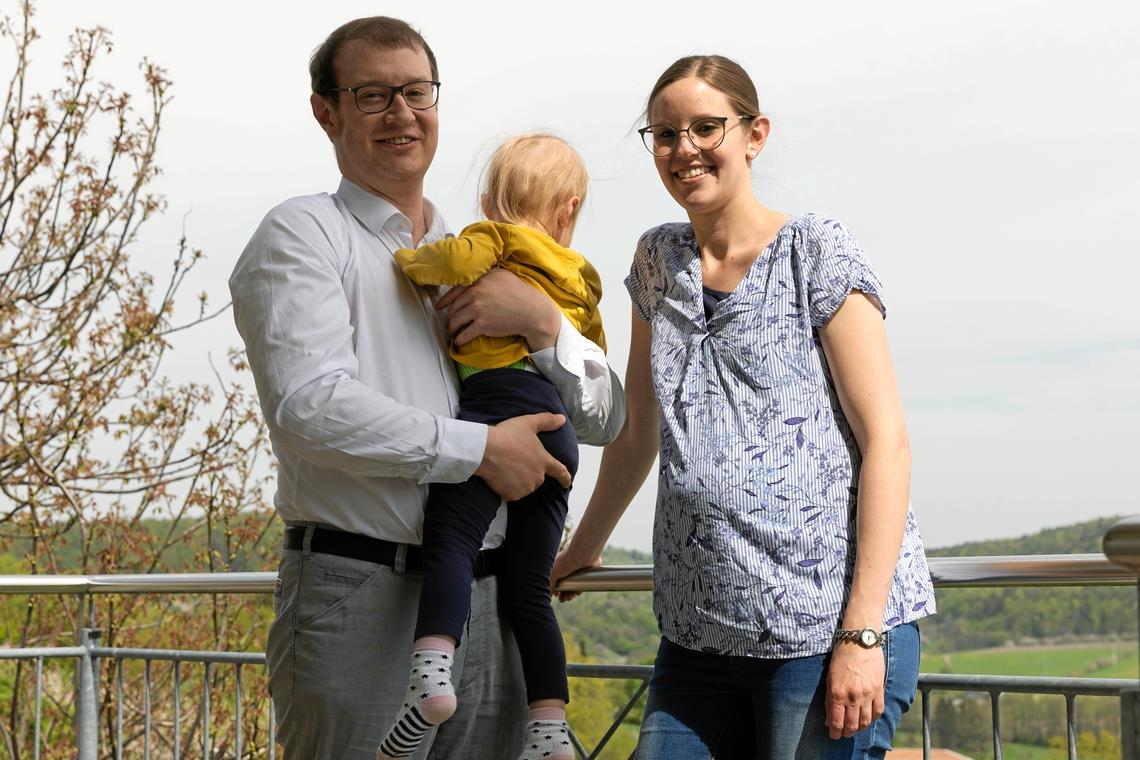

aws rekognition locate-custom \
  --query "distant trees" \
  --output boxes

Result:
[0,1,274,755]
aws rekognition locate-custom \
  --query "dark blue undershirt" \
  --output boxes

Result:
[702,285,732,321]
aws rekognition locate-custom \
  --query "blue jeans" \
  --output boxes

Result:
[635,622,920,760]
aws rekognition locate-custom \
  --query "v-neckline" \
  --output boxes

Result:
[694,214,794,328]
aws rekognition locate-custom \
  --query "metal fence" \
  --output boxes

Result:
[1,548,1138,759]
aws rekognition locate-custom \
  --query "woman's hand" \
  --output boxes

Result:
[549,548,602,603]
[825,642,886,739]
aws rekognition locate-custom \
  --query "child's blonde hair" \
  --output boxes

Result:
[481,133,589,234]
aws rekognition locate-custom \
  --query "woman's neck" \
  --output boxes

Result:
[690,194,784,262]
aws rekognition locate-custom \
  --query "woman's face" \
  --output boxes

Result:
[647,76,766,218]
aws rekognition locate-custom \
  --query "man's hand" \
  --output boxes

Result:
[475,413,571,501]
[435,268,560,351]
[825,642,886,739]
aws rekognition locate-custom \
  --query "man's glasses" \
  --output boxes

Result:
[325,81,441,114]
[638,115,756,157]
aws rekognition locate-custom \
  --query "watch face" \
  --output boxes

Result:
[859,629,878,647]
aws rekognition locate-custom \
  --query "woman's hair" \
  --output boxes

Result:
[309,17,438,95]
[644,55,761,120]
[482,133,589,231]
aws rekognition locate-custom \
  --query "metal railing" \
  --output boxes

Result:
[0,541,1138,759]
[0,552,1130,596]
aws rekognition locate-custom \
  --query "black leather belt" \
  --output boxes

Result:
[283,525,503,577]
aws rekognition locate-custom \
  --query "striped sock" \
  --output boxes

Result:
[377,646,456,759]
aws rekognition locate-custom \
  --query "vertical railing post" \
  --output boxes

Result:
[1102,516,1140,758]
[1126,577,1140,758]
[1123,689,1140,760]
[76,627,101,760]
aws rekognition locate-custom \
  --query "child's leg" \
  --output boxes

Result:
[504,417,578,760]
[378,477,501,760]
[503,475,573,705]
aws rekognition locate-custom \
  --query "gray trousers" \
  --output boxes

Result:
[267,532,528,759]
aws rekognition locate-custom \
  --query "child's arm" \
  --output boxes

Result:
[394,221,506,286]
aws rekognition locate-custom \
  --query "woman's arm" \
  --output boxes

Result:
[817,291,911,739]
[550,310,659,598]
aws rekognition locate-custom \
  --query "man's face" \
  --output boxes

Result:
[313,40,439,200]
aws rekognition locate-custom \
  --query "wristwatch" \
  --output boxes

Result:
[834,627,885,649]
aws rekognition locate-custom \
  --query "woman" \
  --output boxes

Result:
[550,55,936,759]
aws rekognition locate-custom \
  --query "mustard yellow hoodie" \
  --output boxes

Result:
[394,221,605,370]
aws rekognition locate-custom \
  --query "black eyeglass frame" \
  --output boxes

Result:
[638,114,758,157]
[324,80,442,114]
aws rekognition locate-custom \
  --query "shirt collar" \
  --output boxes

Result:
[335,177,450,242]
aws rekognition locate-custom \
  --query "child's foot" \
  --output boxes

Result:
[377,645,457,759]
[518,719,573,760]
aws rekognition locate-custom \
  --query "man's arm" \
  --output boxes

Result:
[436,268,626,445]
[230,199,569,494]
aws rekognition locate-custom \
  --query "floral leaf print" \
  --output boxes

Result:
[632,216,934,658]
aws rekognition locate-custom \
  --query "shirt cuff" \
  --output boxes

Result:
[530,314,586,382]
[422,417,487,484]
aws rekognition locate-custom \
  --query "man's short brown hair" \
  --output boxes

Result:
[309,17,439,94]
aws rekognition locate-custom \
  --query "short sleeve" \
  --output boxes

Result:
[803,216,886,327]
[624,227,670,323]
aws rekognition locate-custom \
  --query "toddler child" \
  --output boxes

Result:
[377,133,605,760]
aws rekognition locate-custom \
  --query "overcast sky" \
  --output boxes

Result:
[19,0,1140,554]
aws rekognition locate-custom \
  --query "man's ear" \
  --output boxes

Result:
[311,92,338,141]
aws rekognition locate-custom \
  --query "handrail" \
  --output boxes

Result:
[1103,516,1140,572]
[0,553,1130,595]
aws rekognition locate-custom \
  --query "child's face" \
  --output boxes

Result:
[480,195,504,224]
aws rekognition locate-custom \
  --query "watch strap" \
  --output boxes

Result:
[833,627,885,648]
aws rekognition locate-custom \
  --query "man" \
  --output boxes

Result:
[229,17,624,760]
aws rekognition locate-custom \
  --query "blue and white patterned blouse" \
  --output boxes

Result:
[626,213,936,659]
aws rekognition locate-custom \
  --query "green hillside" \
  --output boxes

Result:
[923,516,1136,652]
[926,515,1120,557]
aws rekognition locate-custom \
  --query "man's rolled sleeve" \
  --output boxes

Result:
[530,314,626,446]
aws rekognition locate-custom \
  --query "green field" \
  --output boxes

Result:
[921,641,1139,679]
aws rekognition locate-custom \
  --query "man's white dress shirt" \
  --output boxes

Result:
[230,178,624,546]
